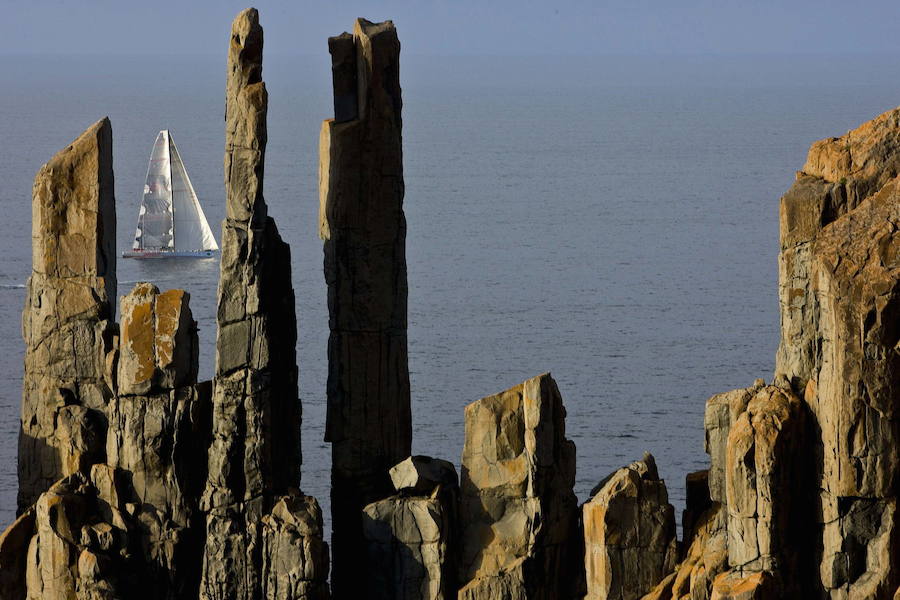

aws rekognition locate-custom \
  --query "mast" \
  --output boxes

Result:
[166,130,175,250]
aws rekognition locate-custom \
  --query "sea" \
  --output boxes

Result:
[2,53,900,535]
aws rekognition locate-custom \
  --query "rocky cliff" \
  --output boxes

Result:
[6,7,900,600]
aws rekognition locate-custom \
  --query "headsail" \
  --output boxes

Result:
[132,131,174,251]
[169,133,219,251]
[131,130,218,253]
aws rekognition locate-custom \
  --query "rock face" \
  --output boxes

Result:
[107,283,212,598]
[200,8,306,600]
[20,472,132,599]
[457,373,578,600]
[18,117,116,512]
[260,495,330,600]
[772,107,900,599]
[807,174,900,598]
[363,495,454,600]
[724,385,806,592]
[775,107,900,389]
[117,283,198,395]
[319,18,411,598]
[361,455,459,600]
[710,571,776,600]
[583,453,678,600]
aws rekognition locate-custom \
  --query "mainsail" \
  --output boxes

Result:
[131,130,218,253]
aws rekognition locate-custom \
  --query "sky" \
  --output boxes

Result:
[3,0,900,57]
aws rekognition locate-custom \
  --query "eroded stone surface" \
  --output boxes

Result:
[807,174,900,598]
[776,106,900,390]
[260,495,330,600]
[118,283,197,395]
[389,455,458,496]
[18,472,133,600]
[363,494,453,600]
[725,385,805,588]
[18,117,117,512]
[583,453,678,600]
[710,571,776,600]
[458,373,578,600]
[319,18,411,598]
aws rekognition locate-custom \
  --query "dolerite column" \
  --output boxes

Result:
[18,117,117,512]
[319,19,411,597]
[201,8,301,599]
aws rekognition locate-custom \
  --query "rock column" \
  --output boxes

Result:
[723,385,806,594]
[200,9,304,599]
[107,283,212,598]
[457,373,578,599]
[319,18,411,597]
[18,118,117,512]
[361,456,459,600]
[583,453,678,600]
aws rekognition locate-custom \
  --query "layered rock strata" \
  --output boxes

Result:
[18,117,117,512]
[583,453,678,600]
[200,8,306,599]
[457,373,578,599]
[319,18,411,597]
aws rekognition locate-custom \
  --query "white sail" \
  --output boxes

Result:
[130,130,218,254]
[132,131,174,251]
[168,133,219,251]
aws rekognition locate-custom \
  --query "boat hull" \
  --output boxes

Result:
[122,250,216,259]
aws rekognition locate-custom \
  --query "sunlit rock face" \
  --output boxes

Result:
[776,107,900,391]
[318,17,411,599]
[18,117,117,513]
[583,453,678,600]
[457,373,579,600]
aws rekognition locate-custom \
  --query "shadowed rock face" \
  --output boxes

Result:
[319,17,411,598]
[199,8,306,600]
[260,495,330,600]
[361,455,459,600]
[583,453,678,600]
[18,117,117,513]
[457,373,578,600]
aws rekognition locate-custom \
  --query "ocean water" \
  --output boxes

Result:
[2,53,900,536]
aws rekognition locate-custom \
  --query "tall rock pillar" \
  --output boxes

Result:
[319,18,412,597]
[200,8,302,599]
[18,117,117,512]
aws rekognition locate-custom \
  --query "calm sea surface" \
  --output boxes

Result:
[2,53,900,535]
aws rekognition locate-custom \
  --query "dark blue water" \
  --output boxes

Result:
[2,53,900,534]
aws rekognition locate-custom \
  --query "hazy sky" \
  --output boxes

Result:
[3,0,900,57]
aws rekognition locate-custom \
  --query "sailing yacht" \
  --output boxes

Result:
[123,130,219,258]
